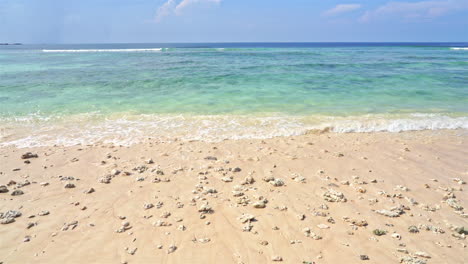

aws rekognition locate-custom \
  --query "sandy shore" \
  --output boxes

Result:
[0,130,467,264]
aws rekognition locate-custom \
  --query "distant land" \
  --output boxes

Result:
[0,43,22,45]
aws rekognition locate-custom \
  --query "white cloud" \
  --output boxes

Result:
[175,0,221,14]
[155,0,221,22]
[360,0,468,22]
[323,4,362,17]
[155,0,178,22]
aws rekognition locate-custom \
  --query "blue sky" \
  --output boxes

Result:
[1,0,467,43]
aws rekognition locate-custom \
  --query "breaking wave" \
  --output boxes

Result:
[42,48,163,53]
[1,113,467,148]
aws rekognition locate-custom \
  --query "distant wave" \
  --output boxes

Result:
[0,113,467,148]
[42,48,162,53]
[450,47,468,50]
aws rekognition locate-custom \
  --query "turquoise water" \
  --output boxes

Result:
[1,43,467,147]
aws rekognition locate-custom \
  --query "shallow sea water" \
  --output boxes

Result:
[1,43,467,147]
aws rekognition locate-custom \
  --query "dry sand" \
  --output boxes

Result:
[0,130,467,264]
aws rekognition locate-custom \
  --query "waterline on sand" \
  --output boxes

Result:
[1,113,467,148]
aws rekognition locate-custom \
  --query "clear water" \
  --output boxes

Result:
[1,43,467,147]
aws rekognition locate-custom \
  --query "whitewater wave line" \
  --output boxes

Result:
[42,48,162,53]
[450,47,468,50]
[1,113,467,148]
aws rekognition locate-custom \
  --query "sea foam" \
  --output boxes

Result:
[42,48,162,53]
[1,113,467,148]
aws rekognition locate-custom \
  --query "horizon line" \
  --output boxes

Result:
[8,41,468,45]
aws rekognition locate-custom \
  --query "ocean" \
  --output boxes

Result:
[1,43,467,147]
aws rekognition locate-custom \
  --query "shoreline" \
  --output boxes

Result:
[0,129,467,263]
[1,113,467,148]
